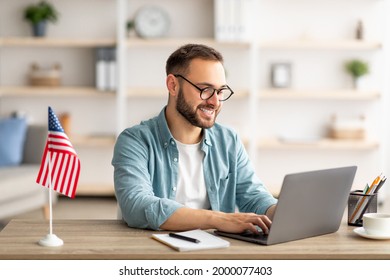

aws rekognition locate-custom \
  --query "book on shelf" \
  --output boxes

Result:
[107,48,116,92]
[214,0,254,42]
[95,47,116,92]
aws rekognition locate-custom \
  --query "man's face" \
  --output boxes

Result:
[175,59,226,129]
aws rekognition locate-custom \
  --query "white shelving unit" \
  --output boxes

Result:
[253,0,389,194]
[0,0,118,195]
[1,0,389,196]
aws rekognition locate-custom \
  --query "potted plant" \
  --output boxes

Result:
[24,1,59,37]
[345,59,369,89]
[126,19,136,37]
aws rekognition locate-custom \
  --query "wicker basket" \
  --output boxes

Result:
[30,76,60,86]
[330,128,365,139]
[29,63,61,87]
[329,114,366,140]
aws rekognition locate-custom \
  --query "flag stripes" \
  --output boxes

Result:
[36,141,80,198]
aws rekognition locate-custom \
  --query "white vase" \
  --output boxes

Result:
[354,76,368,91]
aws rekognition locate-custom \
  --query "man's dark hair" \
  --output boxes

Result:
[166,44,224,76]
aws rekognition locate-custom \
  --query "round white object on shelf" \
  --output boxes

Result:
[134,6,170,38]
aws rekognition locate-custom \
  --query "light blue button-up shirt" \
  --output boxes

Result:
[112,107,277,230]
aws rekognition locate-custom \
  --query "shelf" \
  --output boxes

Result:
[76,184,115,196]
[259,138,379,150]
[127,88,167,98]
[259,89,380,101]
[125,38,382,51]
[0,37,116,48]
[127,87,249,98]
[126,38,251,49]
[71,134,116,148]
[260,39,382,50]
[0,86,115,97]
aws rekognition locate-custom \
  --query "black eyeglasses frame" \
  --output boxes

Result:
[174,74,234,101]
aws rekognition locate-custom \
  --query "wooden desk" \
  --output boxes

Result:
[0,219,389,260]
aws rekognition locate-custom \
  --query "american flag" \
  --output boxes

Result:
[36,107,80,198]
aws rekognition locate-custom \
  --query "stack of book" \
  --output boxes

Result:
[95,47,116,92]
[214,0,254,42]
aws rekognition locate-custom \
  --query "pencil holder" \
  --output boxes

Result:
[348,190,377,226]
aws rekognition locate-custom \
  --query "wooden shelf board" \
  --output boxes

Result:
[1,37,379,50]
[76,184,115,196]
[260,39,382,50]
[259,138,379,150]
[126,38,251,48]
[259,89,380,100]
[127,87,249,98]
[0,37,116,47]
[127,88,167,98]
[0,86,115,97]
[126,38,381,50]
[71,134,116,148]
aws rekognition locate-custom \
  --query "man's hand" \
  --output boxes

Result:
[211,211,272,234]
[160,206,275,234]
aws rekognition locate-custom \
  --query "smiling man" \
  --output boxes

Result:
[112,44,277,234]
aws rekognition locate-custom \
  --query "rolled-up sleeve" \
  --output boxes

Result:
[234,135,277,214]
[112,129,182,230]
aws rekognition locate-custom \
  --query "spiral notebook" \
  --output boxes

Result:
[152,229,230,252]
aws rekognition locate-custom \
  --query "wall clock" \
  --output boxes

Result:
[134,6,170,38]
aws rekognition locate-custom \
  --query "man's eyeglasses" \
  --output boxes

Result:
[174,74,234,101]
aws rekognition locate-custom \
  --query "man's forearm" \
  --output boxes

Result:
[159,207,216,231]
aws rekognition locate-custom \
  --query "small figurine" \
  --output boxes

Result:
[356,20,364,40]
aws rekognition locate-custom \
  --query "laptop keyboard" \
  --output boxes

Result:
[240,230,268,241]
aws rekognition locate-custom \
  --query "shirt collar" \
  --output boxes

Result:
[157,107,173,149]
[157,106,213,149]
[202,127,213,148]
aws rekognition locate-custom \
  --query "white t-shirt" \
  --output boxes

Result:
[175,140,211,210]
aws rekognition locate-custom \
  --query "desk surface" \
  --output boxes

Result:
[0,219,390,260]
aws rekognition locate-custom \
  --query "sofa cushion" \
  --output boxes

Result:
[23,125,47,164]
[0,164,57,220]
[0,117,27,167]
[0,165,41,201]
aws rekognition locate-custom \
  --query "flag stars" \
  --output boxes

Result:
[49,111,64,132]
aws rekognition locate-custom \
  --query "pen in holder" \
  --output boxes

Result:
[348,190,378,226]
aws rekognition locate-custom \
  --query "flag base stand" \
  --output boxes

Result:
[38,234,64,247]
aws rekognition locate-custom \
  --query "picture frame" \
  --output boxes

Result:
[270,63,291,88]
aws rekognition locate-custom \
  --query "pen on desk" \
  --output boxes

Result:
[169,233,200,243]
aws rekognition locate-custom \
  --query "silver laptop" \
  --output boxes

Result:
[215,166,357,245]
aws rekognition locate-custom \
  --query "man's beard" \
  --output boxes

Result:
[176,88,219,129]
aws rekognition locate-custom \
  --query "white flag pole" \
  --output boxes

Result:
[38,145,63,247]
[48,150,53,235]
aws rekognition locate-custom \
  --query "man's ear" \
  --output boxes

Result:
[166,74,178,96]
